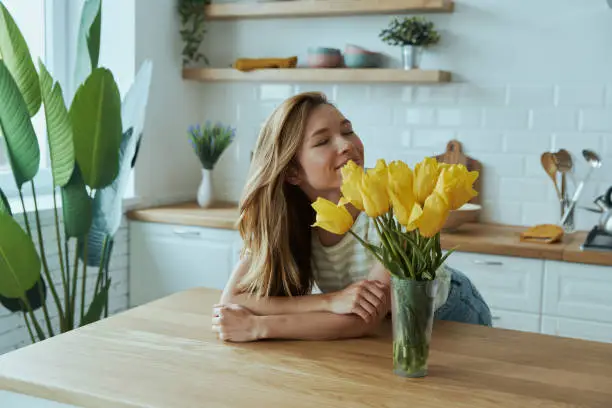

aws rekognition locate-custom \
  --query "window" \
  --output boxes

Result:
[0,0,68,198]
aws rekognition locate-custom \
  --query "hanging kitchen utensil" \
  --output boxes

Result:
[540,152,562,200]
[434,140,482,205]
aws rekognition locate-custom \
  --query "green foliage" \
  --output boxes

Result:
[188,121,235,170]
[0,1,152,343]
[379,16,440,48]
[178,0,210,66]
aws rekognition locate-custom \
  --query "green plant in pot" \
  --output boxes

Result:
[178,0,210,67]
[187,121,235,208]
[0,0,153,343]
[379,16,440,70]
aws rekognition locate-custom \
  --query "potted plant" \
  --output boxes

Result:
[311,157,478,377]
[178,0,210,67]
[187,121,236,207]
[0,0,153,342]
[379,16,440,70]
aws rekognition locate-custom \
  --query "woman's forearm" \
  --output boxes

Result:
[224,292,332,316]
[255,312,383,341]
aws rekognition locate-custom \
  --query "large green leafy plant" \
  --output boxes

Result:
[0,0,153,342]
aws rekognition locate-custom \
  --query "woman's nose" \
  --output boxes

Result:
[335,134,352,153]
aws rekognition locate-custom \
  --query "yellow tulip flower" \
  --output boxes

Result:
[434,164,479,210]
[311,197,354,235]
[416,192,450,237]
[367,159,389,191]
[387,160,422,228]
[413,157,441,205]
[359,171,390,218]
[340,160,365,211]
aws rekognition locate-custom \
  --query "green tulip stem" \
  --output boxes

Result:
[52,188,69,332]
[30,182,60,336]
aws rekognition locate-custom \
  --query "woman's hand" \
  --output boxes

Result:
[211,303,262,342]
[328,280,388,323]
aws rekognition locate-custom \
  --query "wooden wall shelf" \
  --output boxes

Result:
[204,0,454,20]
[182,68,452,83]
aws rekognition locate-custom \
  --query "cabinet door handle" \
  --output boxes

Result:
[473,260,503,266]
[173,229,201,237]
[492,315,501,320]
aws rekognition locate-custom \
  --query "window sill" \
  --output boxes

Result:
[8,194,143,216]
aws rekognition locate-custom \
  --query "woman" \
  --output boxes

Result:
[211,92,492,342]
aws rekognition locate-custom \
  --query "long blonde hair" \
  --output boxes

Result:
[237,92,330,297]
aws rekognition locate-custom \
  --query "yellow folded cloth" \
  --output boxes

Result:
[233,56,298,72]
[519,224,564,244]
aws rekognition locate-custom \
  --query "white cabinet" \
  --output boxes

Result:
[445,252,544,314]
[447,251,612,343]
[129,221,242,307]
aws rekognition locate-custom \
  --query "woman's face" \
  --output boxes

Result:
[290,104,364,201]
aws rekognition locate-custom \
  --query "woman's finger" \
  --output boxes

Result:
[363,281,386,300]
[352,305,371,322]
[355,298,376,319]
[360,290,382,310]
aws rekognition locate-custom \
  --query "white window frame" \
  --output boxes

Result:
[0,0,69,200]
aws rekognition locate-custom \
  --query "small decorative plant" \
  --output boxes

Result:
[188,121,236,170]
[178,0,210,66]
[379,16,440,48]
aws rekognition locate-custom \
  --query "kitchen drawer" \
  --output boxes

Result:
[543,260,612,324]
[542,316,612,344]
[445,252,544,314]
[489,309,541,333]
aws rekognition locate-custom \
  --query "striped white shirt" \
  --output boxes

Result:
[311,211,451,311]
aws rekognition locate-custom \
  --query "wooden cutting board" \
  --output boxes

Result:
[434,139,482,204]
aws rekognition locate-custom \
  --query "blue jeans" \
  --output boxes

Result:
[434,267,493,326]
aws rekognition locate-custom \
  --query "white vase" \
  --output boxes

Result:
[197,168,214,208]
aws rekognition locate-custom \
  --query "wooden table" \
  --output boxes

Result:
[1,288,612,408]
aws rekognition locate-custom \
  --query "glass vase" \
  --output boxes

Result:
[391,275,439,378]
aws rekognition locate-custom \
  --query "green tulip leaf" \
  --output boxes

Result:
[0,212,41,298]
[0,187,11,216]
[73,0,102,91]
[69,67,122,189]
[39,60,75,187]
[61,164,92,238]
[0,2,41,117]
[0,60,40,189]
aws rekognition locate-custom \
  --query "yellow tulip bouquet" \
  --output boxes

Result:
[311,157,478,378]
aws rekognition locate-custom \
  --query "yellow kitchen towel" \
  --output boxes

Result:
[520,224,564,244]
[233,56,298,72]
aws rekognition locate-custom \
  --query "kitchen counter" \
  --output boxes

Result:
[127,201,612,267]
[1,287,612,408]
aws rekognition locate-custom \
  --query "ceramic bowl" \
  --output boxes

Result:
[343,53,380,68]
[307,47,343,68]
[442,203,482,232]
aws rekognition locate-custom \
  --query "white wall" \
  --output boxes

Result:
[186,0,612,230]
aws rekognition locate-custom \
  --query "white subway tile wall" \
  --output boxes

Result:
[0,210,129,355]
[206,82,612,232]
